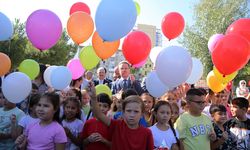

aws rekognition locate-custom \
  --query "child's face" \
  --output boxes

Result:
[123,102,142,128]
[36,97,56,122]
[141,95,153,112]
[212,111,227,125]
[98,102,110,115]
[188,95,206,115]
[115,99,122,111]
[81,93,90,106]
[171,106,179,123]
[164,93,176,104]
[230,104,246,118]
[156,105,171,124]
[214,92,229,106]
[64,101,79,121]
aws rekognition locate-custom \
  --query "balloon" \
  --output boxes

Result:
[122,31,152,65]
[149,46,163,64]
[133,58,147,68]
[44,66,57,87]
[213,66,237,84]
[0,52,11,76]
[212,34,250,75]
[208,34,224,53]
[67,59,85,80]
[26,9,62,50]
[69,2,91,15]
[186,58,203,84]
[207,71,226,93]
[18,59,40,80]
[95,0,137,41]
[146,71,169,98]
[134,1,140,16]
[225,81,233,92]
[155,46,192,87]
[79,46,101,70]
[92,31,120,60]
[0,12,13,41]
[2,72,32,103]
[161,12,185,40]
[50,66,72,90]
[226,18,250,42]
[95,84,112,98]
[67,12,94,45]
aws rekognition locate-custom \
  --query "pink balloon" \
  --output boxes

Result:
[208,34,224,53]
[26,9,62,51]
[132,59,147,68]
[67,59,85,80]
[70,2,91,15]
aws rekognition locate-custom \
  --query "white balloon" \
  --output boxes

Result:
[50,66,72,90]
[44,66,57,87]
[146,71,169,98]
[186,58,203,84]
[2,72,32,103]
[155,46,192,87]
[149,46,162,64]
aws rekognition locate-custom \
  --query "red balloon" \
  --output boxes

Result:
[225,81,232,92]
[226,18,250,42]
[70,2,91,15]
[161,12,185,40]
[212,34,250,75]
[122,31,152,65]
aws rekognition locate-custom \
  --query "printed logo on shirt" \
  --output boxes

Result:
[189,124,211,137]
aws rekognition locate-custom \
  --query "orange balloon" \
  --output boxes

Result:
[0,52,11,76]
[67,12,94,45]
[206,71,226,93]
[92,31,120,60]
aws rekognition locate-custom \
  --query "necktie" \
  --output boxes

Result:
[123,79,128,90]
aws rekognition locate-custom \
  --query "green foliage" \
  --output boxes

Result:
[179,0,249,78]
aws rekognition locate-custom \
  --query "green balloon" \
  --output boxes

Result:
[95,84,112,98]
[19,59,40,80]
[79,46,100,70]
[134,1,140,16]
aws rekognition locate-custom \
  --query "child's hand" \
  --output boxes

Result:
[221,131,228,141]
[63,127,73,138]
[95,133,105,143]
[88,81,96,99]
[208,131,217,142]
[88,133,100,143]
[15,134,27,149]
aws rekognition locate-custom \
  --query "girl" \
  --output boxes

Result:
[149,101,181,150]
[15,92,67,150]
[171,102,179,124]
[162,91,177,104]
[61,97,83,150]
[141,92,155,126]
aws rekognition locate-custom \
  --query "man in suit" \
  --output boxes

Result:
[111,61,143,95]
[93,67,112,88]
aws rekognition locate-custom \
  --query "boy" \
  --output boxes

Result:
[175,88,216,150]
[228,97,250,149]
[81,93,112,150]
[89,82,153,150]
[209,104,237,150]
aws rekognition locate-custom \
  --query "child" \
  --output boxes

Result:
[15,92,67,150]
[162,91,177,104]
[81,93,112,150]
[228,97,250,149]
[175,88,216,150]
[150,101,181,150]
[209,104,237,150]
[0,97,25,149]
[81,90,91,119]
[141,92,155,126]
[89,82,154,150]
[171,102,180,124]
[62,97,83,150]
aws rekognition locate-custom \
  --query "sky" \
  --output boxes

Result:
[0,0,199,46]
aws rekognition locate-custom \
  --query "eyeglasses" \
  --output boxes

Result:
[189,100,206,105]
[241,83,245,85]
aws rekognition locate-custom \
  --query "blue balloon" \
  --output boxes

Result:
[95,0,137,41]
[50,66,72,90]
[0,12,13,41]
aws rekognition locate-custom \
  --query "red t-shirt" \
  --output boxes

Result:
[81,118,111,150]
[109,119,154,150]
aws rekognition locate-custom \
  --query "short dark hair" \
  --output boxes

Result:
[122,95,144,113]
[209,104,227,115]
[118,61,131,67]
[97,93,112,107]
[186,88,205,97]
[121,88,138,100]
[231,97,249,109]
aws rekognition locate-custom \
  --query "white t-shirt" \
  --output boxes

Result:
[18,115,39,131]
[149,123,179,149]
[203,105,212,120]
[62,119,84,150]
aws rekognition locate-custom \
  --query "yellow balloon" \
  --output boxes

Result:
[79,46,101,70]
[134,1,140,16]
[19,59,40,80]
[95,84,112,98]
[213,66,238,83]
[207,71,226,93]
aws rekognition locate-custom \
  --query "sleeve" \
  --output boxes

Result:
[146,129,154,150]
[111,82,117,94]
[18,115,26,128]
[108,119,119,137]
[174,116,187,140]
[54,124,67,143]
[132,80,143,95]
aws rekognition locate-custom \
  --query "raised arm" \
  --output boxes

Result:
[88,82,111,126]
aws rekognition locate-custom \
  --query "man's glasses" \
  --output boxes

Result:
[189,100,206,105]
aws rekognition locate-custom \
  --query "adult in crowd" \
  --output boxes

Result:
[93,67,112,88]
[112,66,120,82]
[236,80,249,98]
[111,61,143,95]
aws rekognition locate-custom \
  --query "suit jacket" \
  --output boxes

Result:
[93,78,112,88]
[111,78,143,95]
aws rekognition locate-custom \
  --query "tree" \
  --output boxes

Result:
[179,0,249,79]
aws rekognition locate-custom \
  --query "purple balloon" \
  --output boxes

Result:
[208,34,224,53]
[26,9,62,51]
[67,59,85,80]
